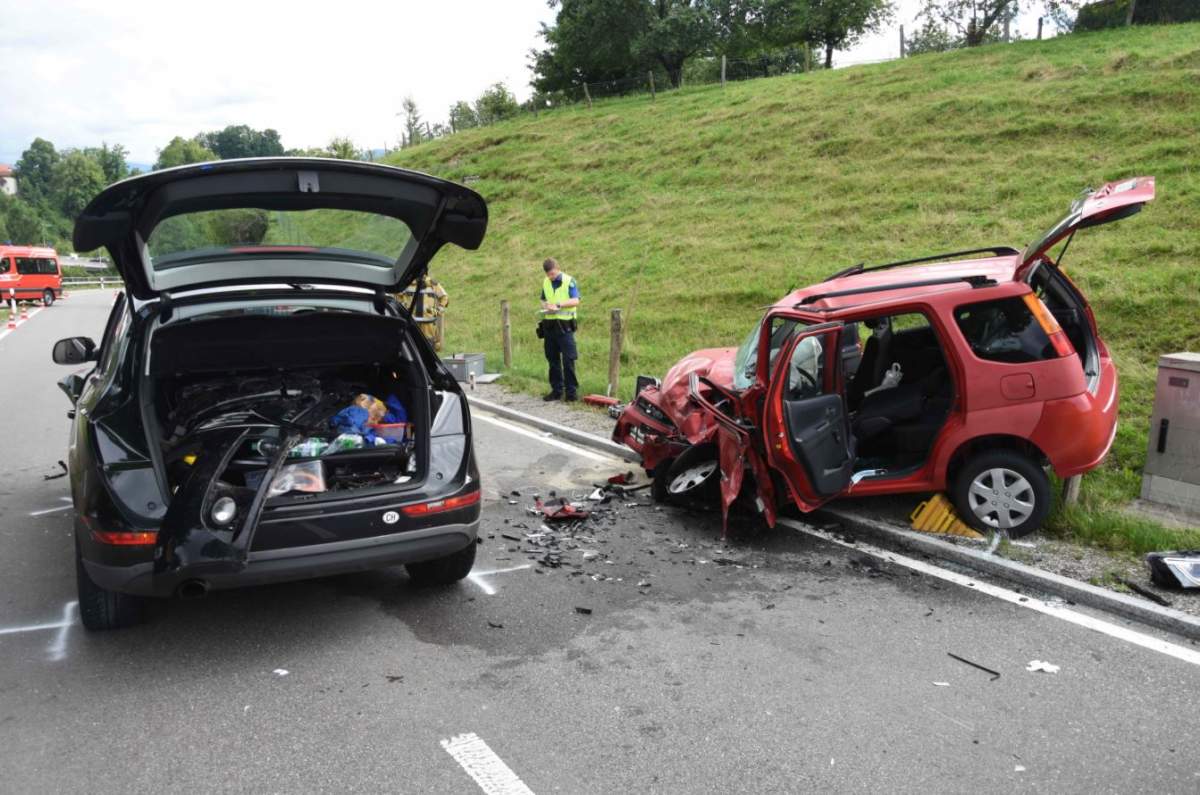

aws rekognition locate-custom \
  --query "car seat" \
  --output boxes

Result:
[847,320,892,410]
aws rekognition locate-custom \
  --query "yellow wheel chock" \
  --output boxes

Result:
[909,493,984,540]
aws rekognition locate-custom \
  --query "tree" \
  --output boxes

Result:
[918,0,1015,46]
[905,17,961,53]
[50,151,107,219]
[532,0,652,95]
[14,138,60,205]
[761,0,893,67]
[83,142,129,184]
[474,83,522,125]
[325,137,362,160]
[3,197,46,245]
[156,136,218,170]
[634,1,717,86]
[197,125,285,159]
[448,100,479,133]
[400,96,425,148]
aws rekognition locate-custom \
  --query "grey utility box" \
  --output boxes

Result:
[442,353,485,382]
[1142,352,1200,513]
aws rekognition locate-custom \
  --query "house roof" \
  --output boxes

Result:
[0,163,13,177]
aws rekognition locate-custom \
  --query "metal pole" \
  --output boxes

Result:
[721,55,727,88]
[607,308,624,398]
[900,25,905,58]
[649,71,656,100]
[1037,17,1044,40]
[1004,17,1011,43]
[501,300,512,368]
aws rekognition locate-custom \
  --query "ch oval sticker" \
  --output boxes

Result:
[382,510,400,525]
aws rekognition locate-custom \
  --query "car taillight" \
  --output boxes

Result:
[1022,293,1075,358]
[92,530,158,546]
[401,489,481,516]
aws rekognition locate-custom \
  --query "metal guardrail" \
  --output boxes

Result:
[61,277,123,288]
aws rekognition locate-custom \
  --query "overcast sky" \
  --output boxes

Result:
[0,0,1057,167]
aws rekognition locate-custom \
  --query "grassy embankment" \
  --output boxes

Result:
[363,24,1199,551]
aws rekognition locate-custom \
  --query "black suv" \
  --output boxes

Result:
[53,158,488,630]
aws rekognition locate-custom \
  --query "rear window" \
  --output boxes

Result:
[954,297,1055,363]
[147,209,414,270]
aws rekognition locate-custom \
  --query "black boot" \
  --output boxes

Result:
[543,391,563,401]
[564,393,579,402]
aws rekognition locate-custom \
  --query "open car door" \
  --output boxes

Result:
[761,321,854,512]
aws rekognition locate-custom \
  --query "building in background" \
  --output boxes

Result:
[0,164,16,196]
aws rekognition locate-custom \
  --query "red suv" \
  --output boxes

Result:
[614,177,1154,537]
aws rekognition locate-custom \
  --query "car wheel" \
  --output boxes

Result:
[650,459,675,504]
[76,539,145,631]
[663,444,720,507]
[952,450,1050,539]
[42,289,55,307]
[406,541,477,586]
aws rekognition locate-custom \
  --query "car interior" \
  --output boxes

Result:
[843,312,955,476]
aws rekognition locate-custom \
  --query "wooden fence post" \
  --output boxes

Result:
[1126,0,1137,26]
[607,309,624,397]
[1004,17,1011,43]
[1063,475,1082,506]
[501,300,512,368]
[899,26,905,58]
[720,55,727,88]
[435,313,445,351]
[1037,17,1044,39]
[582,82,592,109]
[648,71,656,100]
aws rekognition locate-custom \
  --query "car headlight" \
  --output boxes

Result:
[1147,551,1200,589]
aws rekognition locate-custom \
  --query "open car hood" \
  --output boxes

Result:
[1017,176,1155,280]
[74,158,487,300]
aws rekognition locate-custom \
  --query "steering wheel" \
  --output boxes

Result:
[792,364,819,394]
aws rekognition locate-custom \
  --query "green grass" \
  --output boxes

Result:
[353,24,1200,542]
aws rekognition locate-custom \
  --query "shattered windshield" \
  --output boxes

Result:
[147,209,414,269]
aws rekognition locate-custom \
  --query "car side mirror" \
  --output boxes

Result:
[52,337,97,365]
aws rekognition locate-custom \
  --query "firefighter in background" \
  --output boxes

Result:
[400,275,450,351]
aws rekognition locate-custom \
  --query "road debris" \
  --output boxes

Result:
[574,606,592,615]
[272,668,290,677]
[532,497,590,522]
[385,674,404,683]
[1026,660,1060,674]
[932,681,950,687]
[947,652,1001,680]
[1146,551,1200,590]
[43,461,68,480]
[1118,577,1172,606]
[487,621,504,629]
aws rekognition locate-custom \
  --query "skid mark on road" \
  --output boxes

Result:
[780,518,1200,667]
[441,732,535,795]
[468,564,533,596]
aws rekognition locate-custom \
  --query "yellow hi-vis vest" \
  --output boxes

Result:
[542,273,577,321]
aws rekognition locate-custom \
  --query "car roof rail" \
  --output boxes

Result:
[796,274,996,308]
[823,247,1019,281]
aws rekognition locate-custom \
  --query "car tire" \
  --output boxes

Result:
[663,443,720,507]
[952,450,1051,539]
[650,458,676,504]
[76,539,145,631]
[406,541,477,586]
[42,289,55,307]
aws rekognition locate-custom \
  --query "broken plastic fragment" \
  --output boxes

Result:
[1025,660,1060,674]
[273,668,289,676]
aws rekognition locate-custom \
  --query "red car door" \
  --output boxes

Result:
[760,321,855,512]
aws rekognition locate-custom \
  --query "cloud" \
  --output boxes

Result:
[0,0,555,163]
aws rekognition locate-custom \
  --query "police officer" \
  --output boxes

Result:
[539,257,580,401]
[400,274,449,351]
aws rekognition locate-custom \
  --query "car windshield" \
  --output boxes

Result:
[732,316,804,390]
[147,208,413,270]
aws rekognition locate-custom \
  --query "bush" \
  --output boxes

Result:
[1076,0,1200,31]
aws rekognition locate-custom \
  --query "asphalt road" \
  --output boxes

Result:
[2,289,1199,793]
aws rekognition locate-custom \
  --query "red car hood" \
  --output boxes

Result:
[658,346,737,423]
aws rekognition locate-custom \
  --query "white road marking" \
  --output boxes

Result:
[0,305,45,343]
[778,518,1200,667]
[30,497,73,517]
[47,601,77,662]
[441,732,535,795]
[472,411,615,464]
[468,564,533,596]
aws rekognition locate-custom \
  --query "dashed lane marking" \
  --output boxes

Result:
[29,497,73,516]
[441,732,535,795]
[779,518,1200,667]
[0,305,45,343]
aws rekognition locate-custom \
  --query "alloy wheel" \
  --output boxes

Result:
[668,462,717,495]
[967,467,1035,530]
